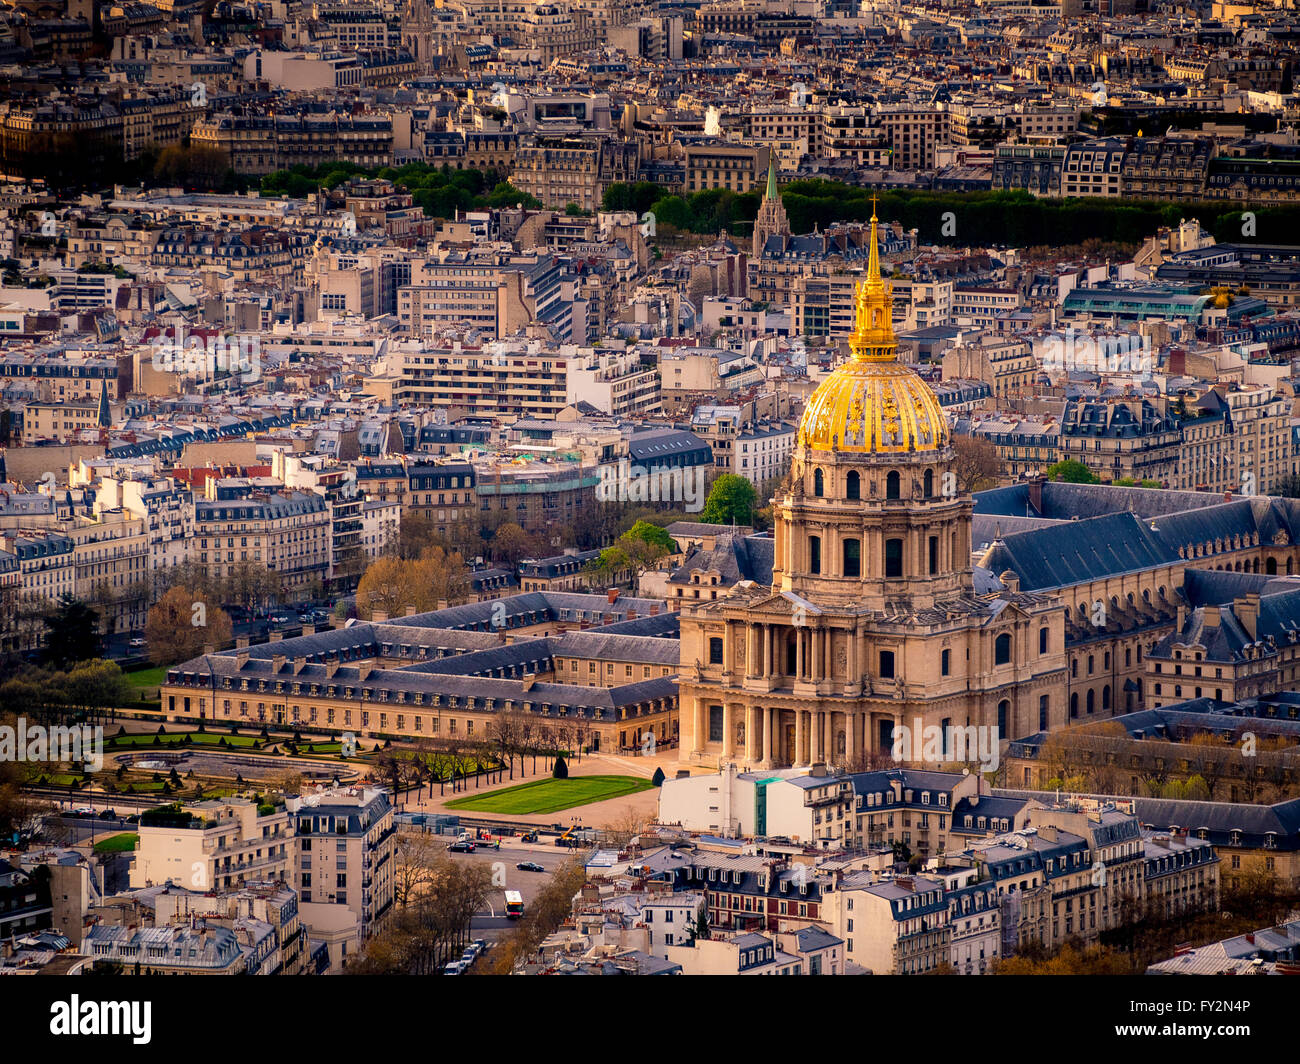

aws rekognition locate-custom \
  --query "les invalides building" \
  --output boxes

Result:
[677,210,1067,773]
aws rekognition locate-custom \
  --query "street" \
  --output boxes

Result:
[441,840,575,941]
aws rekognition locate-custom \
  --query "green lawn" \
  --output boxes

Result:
[107,732,260,748]
[445,775,654,815]
[124,666,166,692]
[93,832,138,854]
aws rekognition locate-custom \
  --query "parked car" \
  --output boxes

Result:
[269,613,292,625]
[516,861,545,872]
[128,637,146,648]
[441,961,466,975]
[448,840,476,853]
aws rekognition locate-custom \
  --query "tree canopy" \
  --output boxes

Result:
[145,587,233,666]
[701,475,759,526]
[42,595,101,670]
[355,547,471,619]
[1047,459,1100,484]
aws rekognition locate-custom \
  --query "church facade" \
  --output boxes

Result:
[677,210,1068,773]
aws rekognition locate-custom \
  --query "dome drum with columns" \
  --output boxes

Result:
[675,206,1068,777]
[773,205,971,611]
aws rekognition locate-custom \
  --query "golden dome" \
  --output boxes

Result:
[797,204,950,454]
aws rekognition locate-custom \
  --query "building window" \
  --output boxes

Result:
[941,649,950,676]
[844,538,861,578]
[995,633,1011,665]
[814,468,824,496]
[809,535,821,575]
[884,538,903,578]
[886,470,901,500]
[708,705,724,742]
[847,471,861,500]
[879,650,895,679]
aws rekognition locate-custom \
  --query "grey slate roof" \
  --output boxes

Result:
[981,511,1183,592]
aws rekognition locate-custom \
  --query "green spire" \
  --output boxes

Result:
[764,152,778,201]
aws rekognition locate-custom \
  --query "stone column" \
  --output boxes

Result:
[693,699,706,753]
[746,623,757,678]
[722,621,734,674]
[761,624,771,676]
[795,709,806,766]
[722,703,735,758]
[764,707,775,764]
[745,705,759,762]
[847,711,857,767]
[810,709,822,763]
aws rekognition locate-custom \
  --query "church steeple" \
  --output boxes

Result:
[752,150,790,258]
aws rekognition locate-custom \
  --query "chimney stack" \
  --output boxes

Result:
[371,610,388,624]
[1237,593,1260,641]
[607,587,620,605]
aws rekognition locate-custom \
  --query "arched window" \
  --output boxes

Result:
[886,470,901,500]
[843,538,861,577]
[809,535,821,574]
[1086,689,1095,714]
[847,470,861,500]
[924,469,934,498]
[997,699,1009,736]
[1267,557,1277,575]
[1070,692,1079,718]
[814,468,824,497]
[995,633,1011,665]
[884,538,903,578]
[1102,685,1111,711]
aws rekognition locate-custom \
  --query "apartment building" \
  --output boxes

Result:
[0,530,75,613]
[289,787,396,936]
[404,461,476,540]
[1058,399,1181,485]
[22,398,103,443]
[564,347,662,416]
[1061,138,1127,198]
[191,112,395,176]
[130,799,295,893]
[821,873,950,975]
[0,351,133,402]
[941,337,1036,398]
[192,483,331,598]
[397,254,562,341]
[876,106,946,171]
[682,142,770,194]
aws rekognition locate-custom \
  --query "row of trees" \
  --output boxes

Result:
[606,180,1300,248]
[1029,723,1300,804]
[0,660,132,728]
[259,161,541,215]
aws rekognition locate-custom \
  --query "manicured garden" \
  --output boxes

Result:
[444,775,654,815]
